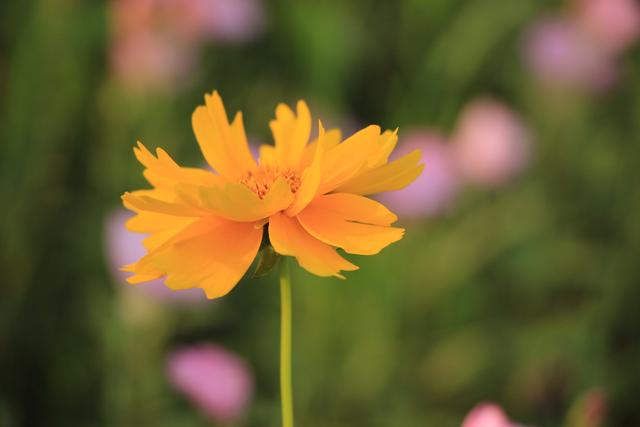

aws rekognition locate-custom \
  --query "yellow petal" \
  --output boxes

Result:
[124,217,224,284]
[269,100,311,169]
[259,144,277,167]
[141,222,196,251]
[230,110,257,169]
[367,129,398,168]
[133,142,220,190]
[269,212,358,278]
[125,271,163,284]
[192,91,256,178]
[334,149,424,195]
[318,125,381,194]
[297,198,404,255]
[126,210,189,233]
[172,182,211,212]
[122,262,164,284]
[125,210,196,251]
[122,191,206,217]
[285,121,326,216]
[192,107,233,177]
[199,176,294,222]
[300,128,341,168]
[308,193,398,226]
[129,217,262,299]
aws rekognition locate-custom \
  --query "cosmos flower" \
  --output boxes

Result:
[110,31,195,93]
[461,403,528,427]
[109,0,195,92]
[109,0,265,92]
[184,0,265,43]
[573,0,640,54]
[167,343,254,423]
[452,98,531,188]
[122,91,423,298]
[523,17,617,92]
[378,130,460,219]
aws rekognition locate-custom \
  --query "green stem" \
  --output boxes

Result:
[279,257,294,427]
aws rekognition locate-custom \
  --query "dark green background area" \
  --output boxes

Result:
[1,0,639,426]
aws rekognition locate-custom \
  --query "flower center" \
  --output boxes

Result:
[239,166,301,199]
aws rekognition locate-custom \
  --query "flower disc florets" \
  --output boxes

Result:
[239,166,301,199]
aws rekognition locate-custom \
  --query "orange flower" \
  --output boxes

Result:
[122,91,423,298]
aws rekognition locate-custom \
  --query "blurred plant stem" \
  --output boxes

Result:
[279,257,294,427]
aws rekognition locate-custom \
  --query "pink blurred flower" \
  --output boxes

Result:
[110,32,195,92]
[104,209,205,303]
[111,0,155,38]
[573,0,640,54]
[109,0,194,91]
[184,0,265,43]
[523,17,617,92]
[462,403,525,427]
[109,0,265,91]
[378,131,460,219]
[167,343,254,423]
[452,99,531,188]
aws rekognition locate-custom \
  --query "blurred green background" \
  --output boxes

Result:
[1,0,639,426]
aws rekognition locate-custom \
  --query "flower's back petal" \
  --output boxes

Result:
[141,222,195,251]
[126,207,190,233]
[309,193,398,226]
[269,101,311,169]
[122,261,164,284]
[131,218,262,299]
[125,272,164,284]
[269,212,358,277]
[297,199,404,255]
[123,191,206,217]
[200,177,294,222]
[334,149,424,195]
[318,125,380,194]
[124,218,225,285]
[192,91,256,178]
[124,209,197,251]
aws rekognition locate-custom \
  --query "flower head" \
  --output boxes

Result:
[122,92,423,298]
[188,0,265,43]
[452,98,531,188]
[109,0,196,92]
[573,0,640,54]
[167,343,253,422]
[523,17,617,92]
